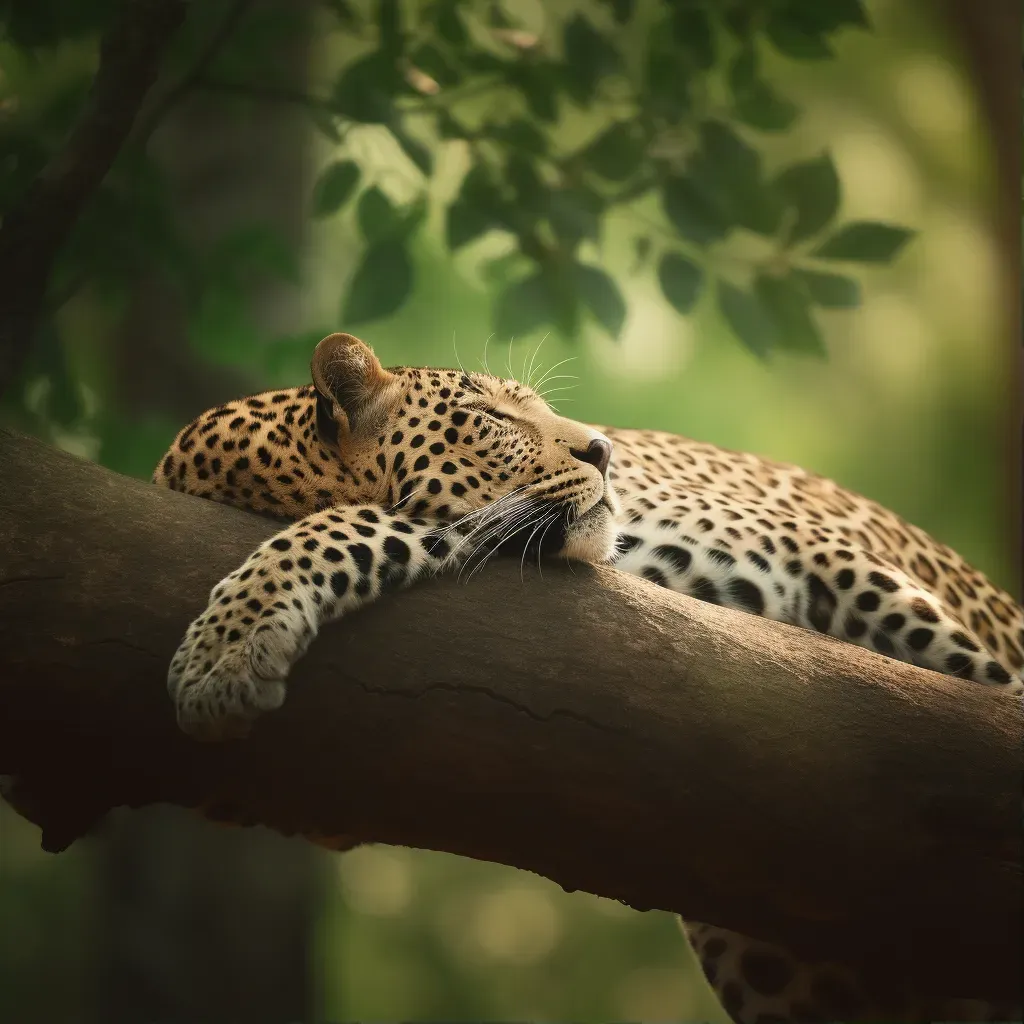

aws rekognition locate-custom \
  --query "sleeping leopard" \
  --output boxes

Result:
[157,332,1023,1024]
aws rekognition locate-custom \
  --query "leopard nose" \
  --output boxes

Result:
[571,437,612,477]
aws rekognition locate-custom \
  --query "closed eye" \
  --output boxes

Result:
[487,409,511,421]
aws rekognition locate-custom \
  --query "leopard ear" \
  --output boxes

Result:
[311,333,394,446]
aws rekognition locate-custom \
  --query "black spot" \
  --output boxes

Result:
[413,455,429,471]
[257,446,272,467]
[642,566,669,587]
[410,434,425,448]
[844,613,867,639]
[986,662,1012,684]
[617,534,642,554]
[227,629,241,642]
[785,559,803,577]
[348,543,373,576]
[383,536,411,564]
[740,949,794,996]
[746,551,771,573]
[855,591,880,612]
[444,427,459,443]
[323,547,343,562]
[707,548,736,568]
[945,652,974,677]
[429,442,445,455]
[441,461,457,474]
[427,479,442,494]
[835,568,855,590]
[728,578,765,615]
[950,631,980,652]
[652,544,692,574]
[882,612,905,631]
[872,630,895,656]
[906,627,933,651]
[392,520,414,534]
[867,570,899,593]
[422,535,450,559]
[354,523,376,537]
[690,577,720,605]
[722,980,744,1018]
[451,410,469,426]
[806,573,837,633]
[358,509,380,524]
[391,431,403,444]
[270,538,291,551]
[451,482,467,497]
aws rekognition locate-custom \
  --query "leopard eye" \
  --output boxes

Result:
[487,409,511,421]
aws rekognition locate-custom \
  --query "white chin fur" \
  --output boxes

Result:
[563,506,619,563]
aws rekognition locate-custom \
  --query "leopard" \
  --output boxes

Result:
[156,331,1024,1024]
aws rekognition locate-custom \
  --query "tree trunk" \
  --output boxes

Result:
[1,428,1019,1014]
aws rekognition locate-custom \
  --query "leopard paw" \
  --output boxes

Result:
[168,573,318,741]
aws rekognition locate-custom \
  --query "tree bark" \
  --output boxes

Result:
[0,0,186,398]
[0,428,1020,1010]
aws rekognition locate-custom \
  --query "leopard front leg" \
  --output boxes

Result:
[169,506,460,740]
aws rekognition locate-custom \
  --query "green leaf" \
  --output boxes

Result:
[323,0,361,29]
[510,62,560,122]
[377,0,402,55]
[786,0,869,32]
[765,9,833,60]
[583,122,645,181]
[357,186,399,241]
[793,268,861,308]
[488,120,549,156]
[717,281,775,358]
[333,53,403,124]
[811,222,914,263]
[343,241,413,324]
[311,160,361,218]
[657,252,704,314]
[729,47,799,132]
[670,7,715,70]
[437,0,468,46]
[600,0,634,24]
[447,198,494,249]
[547,187,602,249]
[390,122,433,175]
[689,121,784,237]
[563,14,621,104]
[573,263,626,338]
[754,273,826,356]
[662,175,731,245]
[645,18,691,121]
[775,153,840,243]
[494,272,556,338]
[409,42,461,87]
[733,80,800,132]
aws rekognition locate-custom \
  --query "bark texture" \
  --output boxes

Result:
[0,428,1020,1008]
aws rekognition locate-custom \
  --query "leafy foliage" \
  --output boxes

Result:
[0,0,916,446]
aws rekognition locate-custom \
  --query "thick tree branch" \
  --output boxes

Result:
[0,0,186,396]
[0,429,1019,1010]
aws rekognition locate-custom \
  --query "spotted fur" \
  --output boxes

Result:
[157,333,1023,1022]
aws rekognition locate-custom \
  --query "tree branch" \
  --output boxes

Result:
[0,429,1019,1011]
[0,0,187,397]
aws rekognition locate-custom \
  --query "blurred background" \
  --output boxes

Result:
[0,0,1018,1020]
